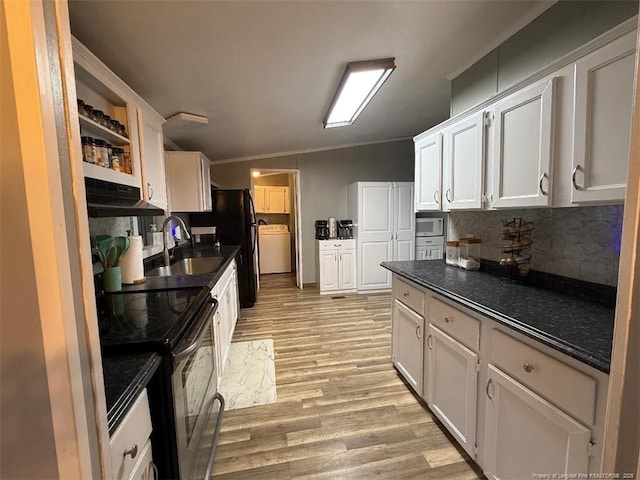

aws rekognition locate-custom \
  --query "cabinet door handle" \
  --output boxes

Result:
[403,291,409,297]
[486,379,494,400]
[123,444,138,459]
[539,173,549,196]
[433,189,439,204]
[572,165,583,190]
[416,324,421,339]
[523,363,534,373]
[444,316,452,323]
[147,182,154,199]
[427,334,433,349]
[445,188,452,203]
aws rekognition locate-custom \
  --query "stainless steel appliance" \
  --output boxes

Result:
[415,217,444,237]
[190,189,257,308]
[98,288,224,479]
[338,220,354,239]
[315,220,329,240]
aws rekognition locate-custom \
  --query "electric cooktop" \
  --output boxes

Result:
[97,287,209,355]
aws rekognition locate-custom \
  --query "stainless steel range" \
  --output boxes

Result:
[99,288,225,479]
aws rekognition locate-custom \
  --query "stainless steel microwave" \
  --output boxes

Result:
[416,217,444,237]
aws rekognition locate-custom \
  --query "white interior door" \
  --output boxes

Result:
[393,183,415,261]
[357,183,393,291]
[293,173,303,289]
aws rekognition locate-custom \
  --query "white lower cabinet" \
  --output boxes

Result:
[389,273,607,478]
[110,390,155,480]
[316,240,356,294]
[425,324,478,457]
[483,364,591,480]
[211,260,239,383]
[391,299,424,395]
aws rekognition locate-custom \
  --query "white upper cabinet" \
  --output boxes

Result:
[414,133,442,211]
[73,37,167,202]
[442,112,485,210]
[414,22,636,210]
[137,107,167,211]
[253,186,290,214]
[165,151,212,212]
[490,77,556,208]
[571,30,636,204]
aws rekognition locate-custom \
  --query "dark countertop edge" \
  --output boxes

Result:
[382,262,610,374]
[106,353,162,436]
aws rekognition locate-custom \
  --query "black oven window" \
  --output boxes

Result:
[181,327,215,444]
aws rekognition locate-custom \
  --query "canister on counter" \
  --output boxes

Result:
[459,238,482,270]
[446,241,460,266]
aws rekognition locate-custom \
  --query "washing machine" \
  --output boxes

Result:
[258,224,292,274]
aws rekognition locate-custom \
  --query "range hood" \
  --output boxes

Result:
[85,178,164,217]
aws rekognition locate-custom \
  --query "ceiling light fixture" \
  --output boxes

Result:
[252,171,261,177]
[323,58,396,129]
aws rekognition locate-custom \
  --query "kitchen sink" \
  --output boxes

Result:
[146,257,225,277]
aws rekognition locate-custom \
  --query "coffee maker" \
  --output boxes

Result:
[338,220,354,239]
[315,220,329,240]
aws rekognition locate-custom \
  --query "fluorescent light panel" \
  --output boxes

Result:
[324,58,396,129]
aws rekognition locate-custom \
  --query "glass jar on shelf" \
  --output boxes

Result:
[84,104,94,120]
[77,99,87,117]
[81,136,97,164]
[445,241,459,266]
[459,238,482,270]
[92,109,104,125]
[102,114,112,129]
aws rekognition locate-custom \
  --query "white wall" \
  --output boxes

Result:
[211,140,415,283]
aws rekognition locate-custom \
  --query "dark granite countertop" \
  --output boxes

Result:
[102,352,162,435]
[119,244,241,293]
[382,260,615,373]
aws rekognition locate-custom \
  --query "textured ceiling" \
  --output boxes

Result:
[68,0,553,162]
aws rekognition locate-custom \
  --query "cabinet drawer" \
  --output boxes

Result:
[128,439,153,480]
[392,276,425,315]
[319,239,355,251]
[110,390,152,480]
[429,296,480,351]
[491,330,596,425]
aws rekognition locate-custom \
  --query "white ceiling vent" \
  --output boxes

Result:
[164,112,209,129]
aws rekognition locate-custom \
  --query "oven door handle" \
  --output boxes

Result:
[173,298,217,362]
[203,392,225,479]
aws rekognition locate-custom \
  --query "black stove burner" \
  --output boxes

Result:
[98,287,208,354]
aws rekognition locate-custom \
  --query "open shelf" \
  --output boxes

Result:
[83,162,138,188]
[79,115,130,146]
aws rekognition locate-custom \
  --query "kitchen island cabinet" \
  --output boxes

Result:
[383,260,611,475]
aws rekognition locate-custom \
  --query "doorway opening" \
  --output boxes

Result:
[250,168,303,290]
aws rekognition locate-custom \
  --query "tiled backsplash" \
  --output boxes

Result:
[448,206,623,286]
[88,217,136,237]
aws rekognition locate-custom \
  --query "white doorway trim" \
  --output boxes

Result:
[250,168,303,289]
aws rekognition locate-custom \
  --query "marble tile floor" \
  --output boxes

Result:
[210,273,484,479]
[219,339,277,410]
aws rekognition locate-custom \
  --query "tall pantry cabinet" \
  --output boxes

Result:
[349,182,415,292]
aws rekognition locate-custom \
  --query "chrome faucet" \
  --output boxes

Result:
[162,215,191,266]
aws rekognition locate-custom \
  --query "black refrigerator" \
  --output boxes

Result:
[190,189,257,308]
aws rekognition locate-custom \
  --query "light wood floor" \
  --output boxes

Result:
[211,274,484,479]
